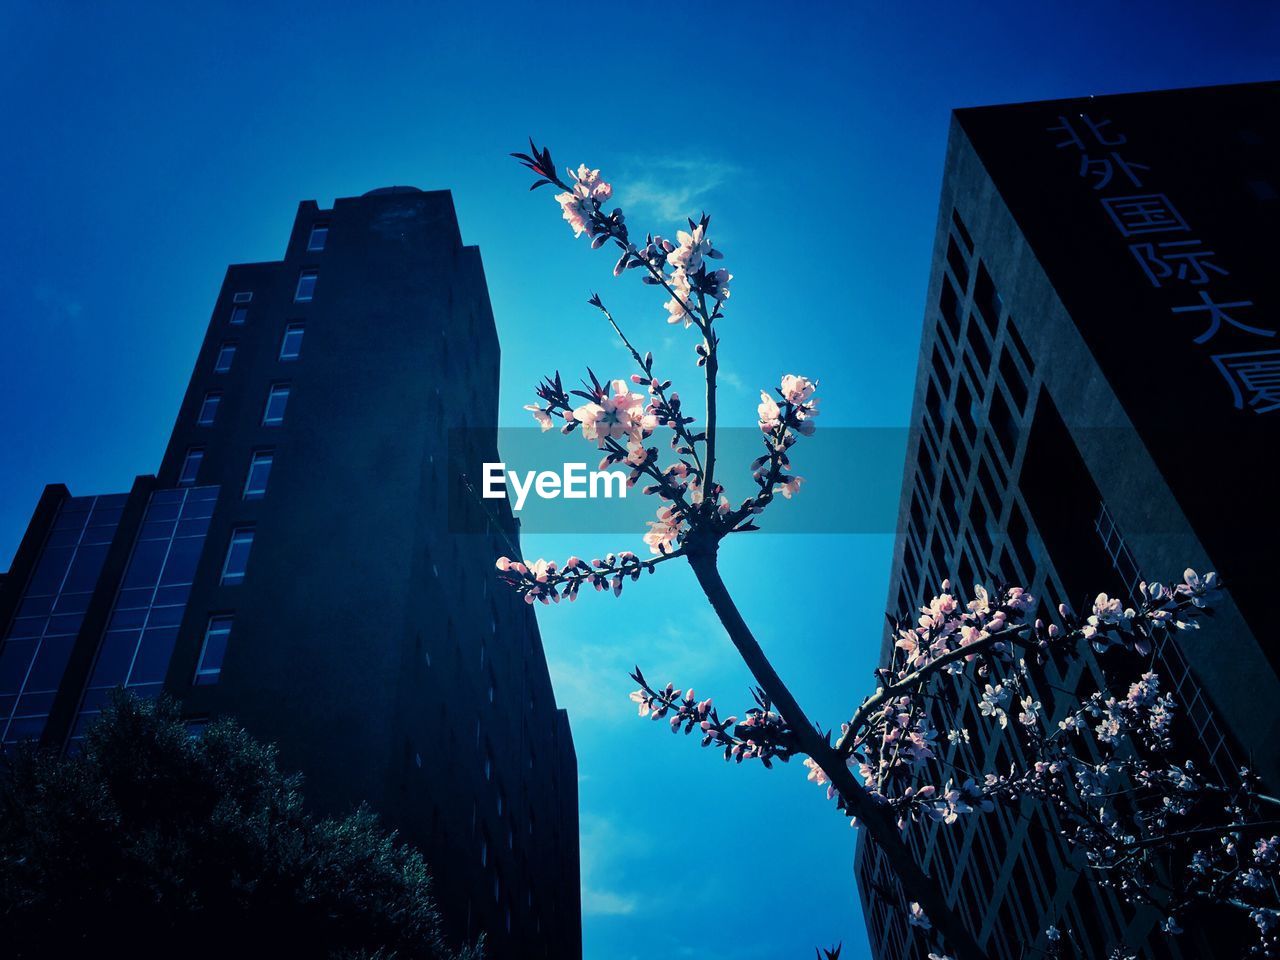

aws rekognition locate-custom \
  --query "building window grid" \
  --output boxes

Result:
[1092,502,1239,778]
[0,496,123,745]
[71,486,218,741]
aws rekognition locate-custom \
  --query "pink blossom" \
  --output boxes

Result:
[780,374,817,405]
[667,224,719,274]
[524,403,554,431]
[779,475,804,499]
[758,391,781,432]
[572,379,647,446]
[664,268,696,328]
[554,165,613,239]
[643,506,683,555]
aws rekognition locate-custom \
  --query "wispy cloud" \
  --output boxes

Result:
[33,284,84,328]
[619,157,742,224]
[718,368,747,394]
[580,814,645,917]
[547,608,724,727]
[583,887,638,917]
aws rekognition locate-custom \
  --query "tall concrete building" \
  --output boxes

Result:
[0,188,581,959]
[855,82,1280,959]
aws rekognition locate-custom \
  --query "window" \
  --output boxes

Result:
[232,291,253,304]
[294,270,317,302]
[229,305,248,325]
[307,224,329,251]
[243,450,274,500]
[262,384,290,425]
[220,528,254,585]
[279,322,305,361]
[194,616,232,685]
[178,448,204,486]
[214,342,237,373]
[197,392,222,426]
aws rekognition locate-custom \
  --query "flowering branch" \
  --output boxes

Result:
[496,141,1275,959]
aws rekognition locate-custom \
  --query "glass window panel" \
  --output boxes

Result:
[123,539,168,589]
[90,631,138,685]
[63,543,109,593]
[151,489,186,505]
[80,524,116,546]
[52,514,86,535]
[115,587,154,610]
[16,691,56,715]
[307,224,328,251]
[45,529,82,548]
[151,585,191,608]
[27,546,75,596]
[160,537,204,586]
[176,516,211,539]
[44,614,83,637]
[294,270,317,302]
[0,640,38,690]
[214,343,236,373]
[179,448,204,486]
[88,506,123,528]
[145,604,186,629]
[24,636,75,691]
[109,608,148,631]
[279,323,304,361]
[144,503,182,524]
[244,451,274,500]
[197,392,222,426]
[221,529,254,585]
[229,305,248,325]
[195,616,233,685]
[263,385,290,425]
[128,628,179,685]
[8,616,46,640]
[17,596,54,618]
[139,519,176,541]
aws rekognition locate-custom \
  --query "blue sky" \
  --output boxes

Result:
[1,2,1275,958]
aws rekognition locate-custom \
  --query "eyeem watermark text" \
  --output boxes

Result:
[482,463,627,511]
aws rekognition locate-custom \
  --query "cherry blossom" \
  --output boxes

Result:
[499,141,1276,960]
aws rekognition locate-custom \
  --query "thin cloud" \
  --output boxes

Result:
[33,284,84,328]
[620,157,741,224]
[718,368,747,394]
[547,608,724,727]
[580,814,645,917]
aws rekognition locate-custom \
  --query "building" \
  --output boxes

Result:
[0,188,581,959]
[854,81,1280,960]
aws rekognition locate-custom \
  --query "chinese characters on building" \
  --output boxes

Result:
[1047,113,1277,413]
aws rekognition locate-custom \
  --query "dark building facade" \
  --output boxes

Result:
[0,188,581,959]
[855,82,1280,959]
